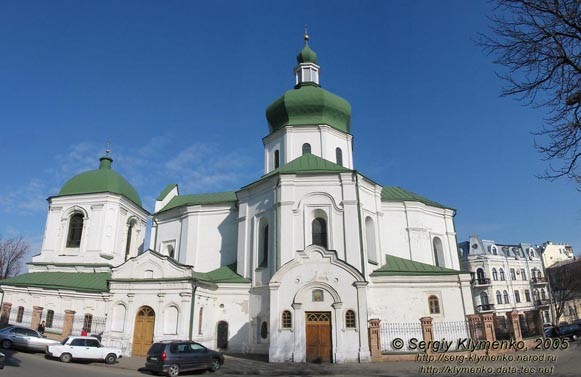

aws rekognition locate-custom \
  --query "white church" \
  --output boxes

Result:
[0,36,475,363]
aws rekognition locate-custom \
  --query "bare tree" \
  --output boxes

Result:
[546,261,581,323]
[479,0,581,185]
[0,237,30,280]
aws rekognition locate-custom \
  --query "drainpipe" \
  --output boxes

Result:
[275,178,280,271]
[354,172,366,278]
[189,280,198,340]
[152,217,159,252]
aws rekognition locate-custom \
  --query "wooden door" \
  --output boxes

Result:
[132,306,155,356]
[217,321,228,349]
[305,312,332,363]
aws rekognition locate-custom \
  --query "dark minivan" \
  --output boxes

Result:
[145,341,223,376]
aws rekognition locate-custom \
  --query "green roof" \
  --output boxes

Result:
[157,183,177,201]
[158,191,237,213]
[266,84,351,134]
[381,186,451,209]
[56,156,142,207]
[296,40,317,64]
[265,153,351,178]
[194,263,250,284]
[370,255,465,277]
[0,272,111,292]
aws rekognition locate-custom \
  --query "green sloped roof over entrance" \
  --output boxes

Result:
[380,186,451,210]
[370,254,465,277]
[264,153,351,178]
[0,272,111,292]
[157,191,238,214]
[194,263,250,284]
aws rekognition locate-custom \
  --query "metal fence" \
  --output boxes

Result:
[520,313,542,338]
[494,315,511,340]
[9,307,32,327]
[42,311,65,333]
[379,322,424,353]
[72,315,107,335]
[432,321,471,350]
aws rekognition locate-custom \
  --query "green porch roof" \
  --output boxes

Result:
[381,186,451,210]
[370,254,465,277]
[194,263,250,284]
[0,272,111,292]
[157,191,238,214]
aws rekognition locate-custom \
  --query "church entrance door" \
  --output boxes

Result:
[217,321,228,350]
[132,306,155,356]
[305,312,332,363]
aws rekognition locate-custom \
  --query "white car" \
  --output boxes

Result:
[46,336,122,364]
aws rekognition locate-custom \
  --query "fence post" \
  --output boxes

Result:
[62,310,76,337]
[368,318,381,359]
[31,306,44,331]
[420,317,434,343]
[481,313,496,342]
[506,310,522,341]
[466,314,483,340]
[0,302,12,327]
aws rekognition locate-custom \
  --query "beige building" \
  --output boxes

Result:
[539,241,574,268]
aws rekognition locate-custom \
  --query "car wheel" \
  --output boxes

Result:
[105,353,117,364]
[0,340,12,349]
[60,353,72,363]
[209,358,221,372]
[167,364,180,377]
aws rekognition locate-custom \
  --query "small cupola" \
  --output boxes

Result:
[295,31,320,87]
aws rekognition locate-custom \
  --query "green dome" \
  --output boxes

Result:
[58,156,142,206]
[296,41,317,64]
[266,84,351,133]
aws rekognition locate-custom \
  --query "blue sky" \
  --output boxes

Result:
[0,0,579,261]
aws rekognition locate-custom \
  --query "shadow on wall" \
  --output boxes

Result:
[217,210,239,266]
[220,322,257,355]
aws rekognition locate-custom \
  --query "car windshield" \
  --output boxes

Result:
[60,337,69,345]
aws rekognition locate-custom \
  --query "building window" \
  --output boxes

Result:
[125,220,135,260]
[345,310,356,327]
[510,268,516,280]
[496,291,502,305]
[46,310,55,328]
[432,237,445,267]
[492,268,498,281]
[335,147,343,166]
[198,307,203,335]
[83,313,93,333]
[312,289,324,302]
[480,292,489,306]
[312,217,328,248]
[541,289,547,300]
[499,268,506,281]
[491,245,498,255]
[525,290,531,302]
[260,321,268,339]
[281,311,292,329]
[503,290,510,304]
[302,143,311,155]
[521,269,527,280]
[167,245,175,259]
[428,296,440,314]
[514,290,521,303]
[16,306,24,323]
[260,223,269,267]
[274,150,280,169]
[66,213,84,248]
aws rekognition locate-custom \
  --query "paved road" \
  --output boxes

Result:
[3,340,581,377]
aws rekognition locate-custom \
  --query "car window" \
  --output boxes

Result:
[176,343,190,354]
[13,328,26,335]
[70,339,85,346]
[86,339,100,347]
[148,343,166,354]
[190,343,206,353]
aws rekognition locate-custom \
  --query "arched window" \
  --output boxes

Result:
[260,321,268,339]
[83,313,93,333]
[428,296,440,314]
[66,213,84,248]
[503,290,510,304]
[365,217,377,263]
[433,237,445,267]
[541,289,546,300]
[125,220,135,260]
[480,292,489,306]
[312,218,328,248]
[302,143,311,155]
[111,304,126,332]
[198,307,204,335]
[16,306,24,323]
[281,310,292,329]
[274,150,280,169]
[496,291,502,305]
[46,310,55,328]
[345,310,356,327]
[510,268,516,280]
[476,268,485,281]
[491,246,498,255]
[260,223,269,267]
[499,268,506,281]
[492,268,498,281]
[164,306,179,335]
[336,147,343,166]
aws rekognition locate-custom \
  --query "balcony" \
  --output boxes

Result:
[472,278,491,287]
[476,304,495,312]
[535,299,550,307]
[531,277,548,285]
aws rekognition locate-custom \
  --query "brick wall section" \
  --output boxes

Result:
[31,306,44,331]
[368,319,381,359]
[0,302,12,326]
[62,310,76,337]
